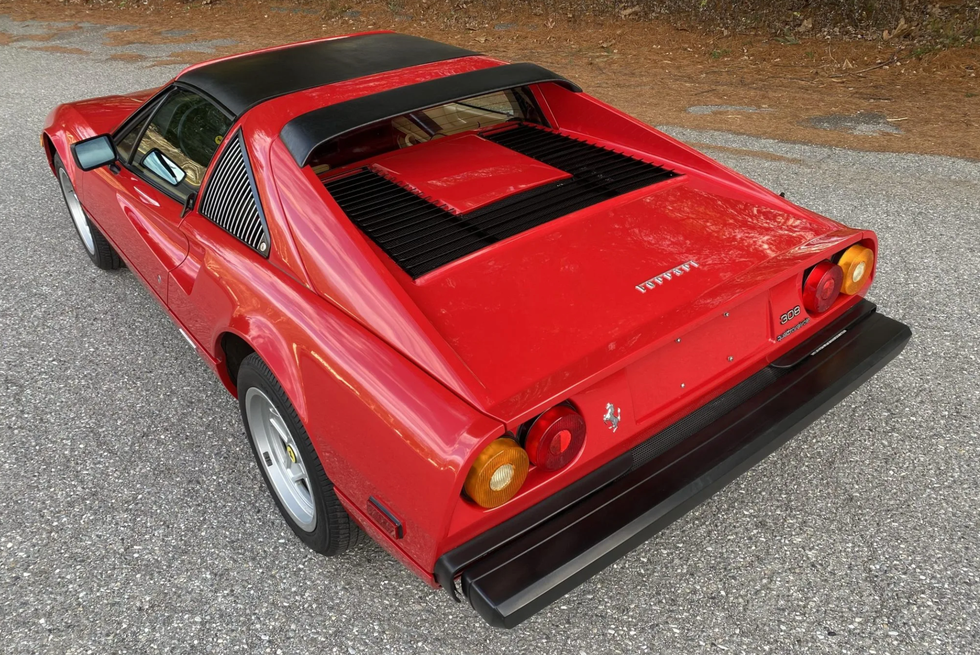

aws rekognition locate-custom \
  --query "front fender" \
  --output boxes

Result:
[42,91,154,178]
[42,104,94,179]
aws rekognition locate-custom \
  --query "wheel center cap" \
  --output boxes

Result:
[285,445,297,464]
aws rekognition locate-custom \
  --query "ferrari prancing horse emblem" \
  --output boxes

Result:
[603,403,621,432]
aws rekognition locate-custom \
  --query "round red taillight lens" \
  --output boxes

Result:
[524,405,586,471]
[803,261,843,314]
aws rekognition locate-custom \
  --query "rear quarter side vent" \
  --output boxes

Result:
[198,131,270,255]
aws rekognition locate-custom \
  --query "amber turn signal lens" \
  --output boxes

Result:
[837,244,874,295]
[463,439,529,509]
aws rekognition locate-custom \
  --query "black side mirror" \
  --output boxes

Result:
[71,134,117,171]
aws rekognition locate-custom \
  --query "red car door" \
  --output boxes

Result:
[81,87,232,302]
[108,167,189,300]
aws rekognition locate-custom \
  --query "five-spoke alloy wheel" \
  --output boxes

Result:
[245,387,317,531]
[238,353,363,555]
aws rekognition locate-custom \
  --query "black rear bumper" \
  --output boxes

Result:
[434,300,911,628]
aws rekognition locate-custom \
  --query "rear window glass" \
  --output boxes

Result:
[308,87,545,172]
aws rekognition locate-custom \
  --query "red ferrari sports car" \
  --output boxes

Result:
[43,32,911,628]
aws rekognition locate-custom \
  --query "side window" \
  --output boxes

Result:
[115,111,153,164]
[114,91,169,164]
[132,88,232,201]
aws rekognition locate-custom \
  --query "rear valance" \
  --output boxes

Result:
[280,63,582,167]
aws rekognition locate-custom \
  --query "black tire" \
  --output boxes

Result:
[53,154,121,270]
[238,353,364,555]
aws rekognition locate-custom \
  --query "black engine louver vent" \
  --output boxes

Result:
[483,124,675,196]
[324,125,677,278]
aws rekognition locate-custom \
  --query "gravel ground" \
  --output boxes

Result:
[1,19,979,655]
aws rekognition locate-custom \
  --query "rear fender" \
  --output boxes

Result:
[167,215,505,573]
[217,294,506,573]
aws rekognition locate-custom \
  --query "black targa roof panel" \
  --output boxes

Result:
[280,62,582,167]
[176,32,476,116]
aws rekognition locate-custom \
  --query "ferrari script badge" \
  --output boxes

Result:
[635,260,699,293]
[603,403,622,432]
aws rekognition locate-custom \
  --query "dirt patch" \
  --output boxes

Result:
[808,112,904,135]
[29,44,89,55]
[616,0,980,45]
[0,22,81,43]
[108,51,147,62]
[14,31,59,42]
[149,48,241,67]
[101,25,229,47]
[687,105,773,115]
[2,0,978,160]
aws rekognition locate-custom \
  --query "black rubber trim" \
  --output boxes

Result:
[282,63,581,166]
[177,33,476,118]
[436,300,910,628]
[172,80,238,122]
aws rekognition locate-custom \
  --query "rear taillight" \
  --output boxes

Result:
[463,404,587,508]
[837,244,874,295]
[803,261,843,314]
[524,405,586,471]
[463,438,529,509]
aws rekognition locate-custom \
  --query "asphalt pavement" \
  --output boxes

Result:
[1,17,979,655]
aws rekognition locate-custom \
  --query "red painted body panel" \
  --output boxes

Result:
[372,134,570,214]
[42,32,880,581]
[86,164,189,300]
[400,175,830,421]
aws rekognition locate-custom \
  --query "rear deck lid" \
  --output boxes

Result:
[318,125,835,419]
[397,178,833,418]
